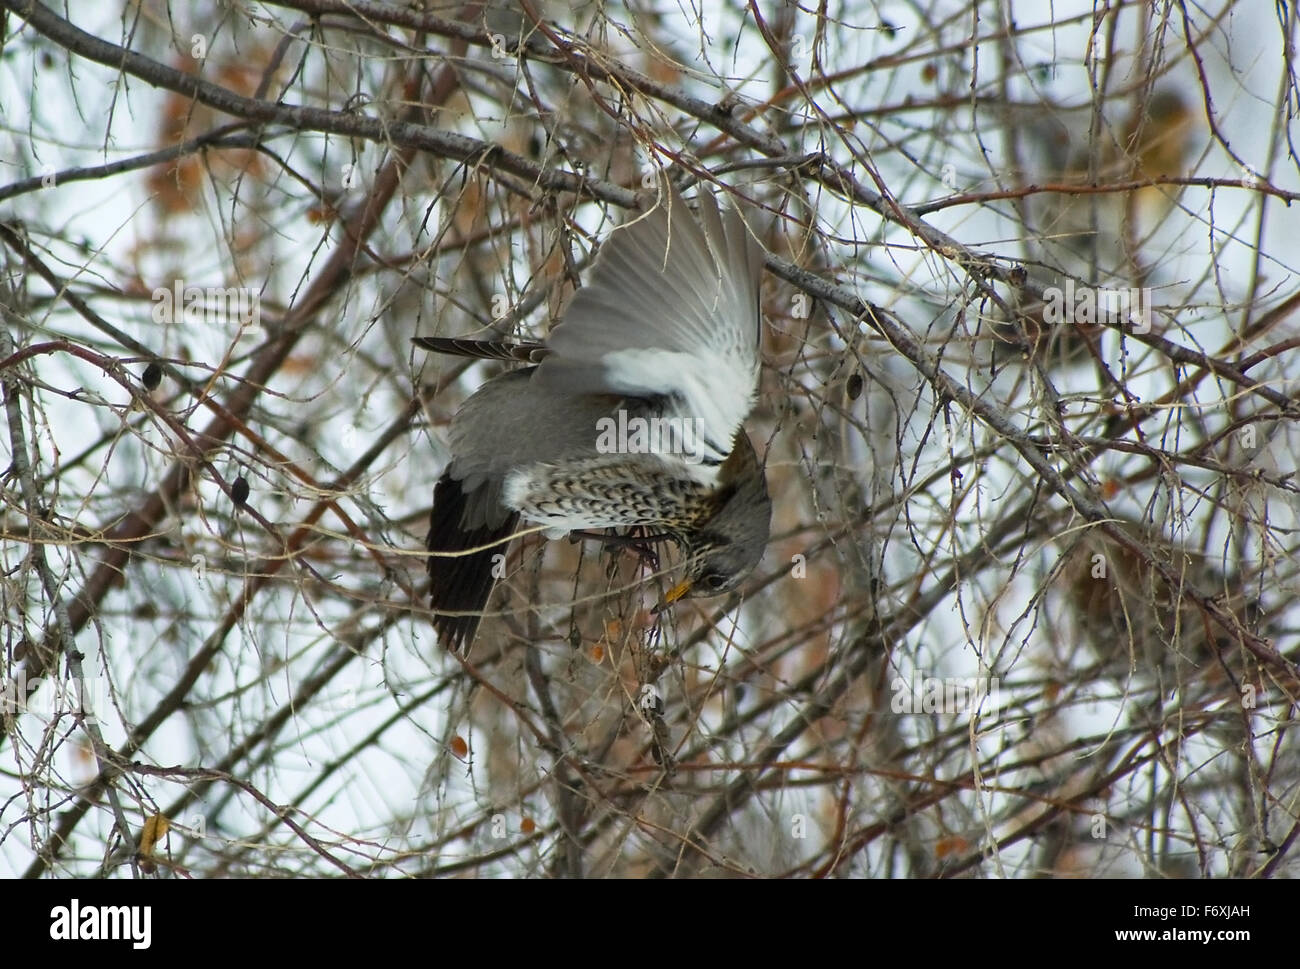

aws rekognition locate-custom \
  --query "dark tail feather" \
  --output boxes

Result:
[413,336,548,363]
[426,473,518,651]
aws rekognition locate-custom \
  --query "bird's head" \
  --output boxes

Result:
[660,433,771,606]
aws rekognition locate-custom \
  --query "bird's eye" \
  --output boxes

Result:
[700,572,727,591]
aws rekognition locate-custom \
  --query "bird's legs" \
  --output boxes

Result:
[569,527,671,574]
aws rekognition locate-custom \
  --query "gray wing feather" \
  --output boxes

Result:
[534,180,765,454]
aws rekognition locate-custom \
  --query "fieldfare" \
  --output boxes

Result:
[415,179,770,651]
[1055,517,1261,686]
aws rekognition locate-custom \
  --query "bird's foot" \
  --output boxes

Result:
[571,527,668,576]
[626,538,660,574]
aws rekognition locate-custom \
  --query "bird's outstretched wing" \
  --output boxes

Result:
[535,179,765,469]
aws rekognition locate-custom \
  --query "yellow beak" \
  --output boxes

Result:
[653,577,693,613]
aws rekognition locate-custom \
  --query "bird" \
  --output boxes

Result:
[414,178,770,651]
[991,89,1197,368]
[1054,518,1261,689]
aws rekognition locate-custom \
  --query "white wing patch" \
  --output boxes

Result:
[599,347,755,467]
